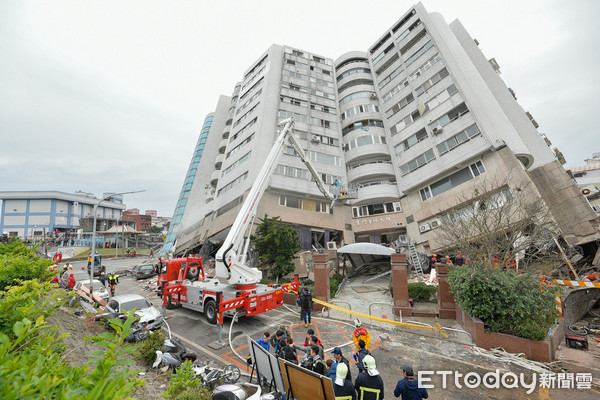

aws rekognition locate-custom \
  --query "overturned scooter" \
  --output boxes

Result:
[153,321,198,370]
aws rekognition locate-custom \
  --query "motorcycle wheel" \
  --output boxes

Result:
[223,364,241,383]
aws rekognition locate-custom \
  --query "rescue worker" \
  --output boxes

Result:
[108,272,119,296]
[299,287,313,327]
[454,253,464,266]
[334,362,356,400]
[86,253,92,269]
[353,319,371,351]
[354,355,384,400]
[67,273,76,290]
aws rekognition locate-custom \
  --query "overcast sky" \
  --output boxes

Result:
[1,0,598,217]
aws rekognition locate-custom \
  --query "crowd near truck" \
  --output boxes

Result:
[157,118,342,325]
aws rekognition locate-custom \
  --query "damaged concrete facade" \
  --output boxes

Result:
[167,2,597,258]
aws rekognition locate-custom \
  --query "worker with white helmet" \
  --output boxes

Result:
[354,355,384,400]
[334,362,356,400]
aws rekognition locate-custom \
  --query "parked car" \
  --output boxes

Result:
[131,263,156,280]
[74,279,110,302]
[105,294,163,330]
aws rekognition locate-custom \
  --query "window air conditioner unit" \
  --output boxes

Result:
[326,241,338,250]
[432,126,443,135]
[430,219,442,229]
[311,135,320,144]
[419,223,431,233]
[369,92,377,99]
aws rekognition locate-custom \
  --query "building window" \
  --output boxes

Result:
[372,43,395,65]
[281,81,308,93]
[341,119,384,136]
[394,129,428,154]
[309,151,341,166]
[400,149,436,176]
[280,95,308,107]
[311,118,337,129]
[389,109,422,135]
[223,151,251,176]
[415,67,449,96]
[282,69,308,81]
[404,40,434,67]
[278,110,308,122]
[375,53,400,76]
[419,161,487,200]
[428,103,469,132]
[344,135,386,152]
[310,76,334,88]
[339,91,373,107]
[217,171,248,196]
[352,201,401,217]
[436,124,481,155]
[279,195,329,213]
[232,102,260,128]
[227,133,254,158]
[395,19,421,45]
[310,88,335,100]
[378,64,405,89]
[385,93,415,118]
[275,164,309,180]
[341,104,380,120]
[337,67,371,82]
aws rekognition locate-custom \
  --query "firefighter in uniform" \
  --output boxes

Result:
[334,362,356,400]
[353,319,371,351]
[354,355,384,400]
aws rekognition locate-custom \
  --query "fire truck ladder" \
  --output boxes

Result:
[408,241,425,276]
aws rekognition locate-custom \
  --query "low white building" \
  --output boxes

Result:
[0,191,125,239]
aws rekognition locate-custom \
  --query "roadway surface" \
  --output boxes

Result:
[66,256,600,399]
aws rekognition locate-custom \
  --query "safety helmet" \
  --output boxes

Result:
[354,318,361,328]
[335,362,348,385]
[363,355,379,376]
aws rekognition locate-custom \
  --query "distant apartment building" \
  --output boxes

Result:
[165,2,597,257]
[0,191,125,238]
[123,209,152,232]
[569,153,600,215]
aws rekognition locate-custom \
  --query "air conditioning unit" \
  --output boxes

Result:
[326,241,338,250]
[369,92,377,99]
[419,223,431,233]
[311,135,320,144]
[432,126,443,135]
[430,219,442,229]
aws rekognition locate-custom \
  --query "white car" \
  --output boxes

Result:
[74,279,110,302]
[105,294,164,330]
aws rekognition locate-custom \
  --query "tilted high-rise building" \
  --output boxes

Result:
[165,2,597,258]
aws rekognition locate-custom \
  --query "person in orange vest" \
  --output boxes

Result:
[445,255,453,265]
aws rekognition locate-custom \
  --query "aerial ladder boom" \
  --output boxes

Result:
[215,117,337,285]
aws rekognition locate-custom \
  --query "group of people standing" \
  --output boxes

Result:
[255,319,428,399]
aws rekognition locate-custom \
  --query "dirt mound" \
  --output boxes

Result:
[49,307,168,399]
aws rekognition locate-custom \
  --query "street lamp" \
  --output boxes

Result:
[89,190,145,298]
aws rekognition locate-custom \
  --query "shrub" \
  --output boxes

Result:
[134,329,165,365]
[408,282,438,302]
[0,281,143,399]
[329,273,343,298]
[0,240,54,291]
[448,264,557,341]
[162,360,210,400]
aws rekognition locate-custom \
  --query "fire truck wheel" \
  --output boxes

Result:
[204,299,217,324]
[186,267,200,280]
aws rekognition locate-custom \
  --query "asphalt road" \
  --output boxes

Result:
[65,257,600,399]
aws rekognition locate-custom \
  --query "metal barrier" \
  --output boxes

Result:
[368,302,401,323]
[321,300,352,317]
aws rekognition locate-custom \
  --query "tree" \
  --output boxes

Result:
[433,176,563,274]
[252,215,301,281]
[147,226,163,234]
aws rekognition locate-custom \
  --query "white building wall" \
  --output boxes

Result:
[30,200,51,212]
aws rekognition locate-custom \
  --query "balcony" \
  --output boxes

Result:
[214,153,225,170]
[355,181,400,204]
[344,142,391,164]
[210,170,221,187]
[218,138,228,153]
[347,161,396,183]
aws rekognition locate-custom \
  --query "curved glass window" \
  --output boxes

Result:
[339,91,372,107]
[337,67,371,82]
[341,119,384,136]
